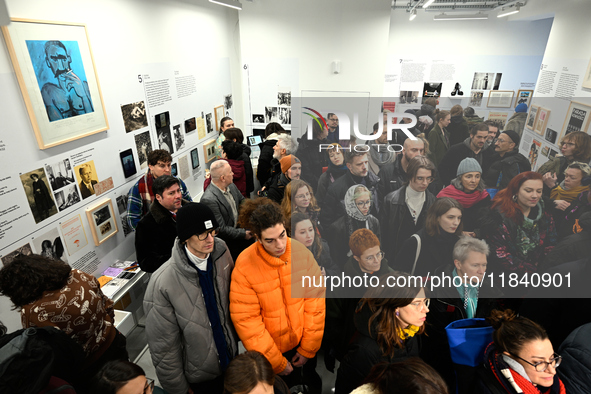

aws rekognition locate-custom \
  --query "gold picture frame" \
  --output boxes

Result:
[214,105,225,131]
[533,107,550,136]
[486,90,515,108]
[559,100,591,142]
[203,138,217,163]
[515,89,533,108]
[2,19,108,149]
[525,105,539,131]
[86,198,118,246]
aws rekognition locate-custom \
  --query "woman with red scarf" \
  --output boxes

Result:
[474,309,565,394]
[437,158,491,237]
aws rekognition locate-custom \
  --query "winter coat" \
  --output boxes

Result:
[200,183,245,241]
[257,135,279,186]
[438,138,484,186]
[544,229,591,269]
[143,238,238,394]
[377,154,407,197]
[481,203,557,277]
[321,171,381,229]
[260,172,290,204]
[229,238,325,374]
[483,149,531,190]
[135,198,189,273]
[538,156,571,196]
[381,186,436,261]
[424,264,502,390]
[427,123,451,167]
[227,158,247,197]
[316,164,348,205]
[296,136,329,192]
[558,322,591,394]
[310,238,340,277]
[504,112,527,138]
[464,114,485,129]
[394,228,459,276]
[448,115,470,146]
[555,190,591,240]
[325,214,381,270]
[334,303,420,394]
[240,144,254,195]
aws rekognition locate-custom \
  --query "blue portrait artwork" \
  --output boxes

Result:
[25,40,94,122]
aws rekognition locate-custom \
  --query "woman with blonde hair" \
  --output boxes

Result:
[281,179,321,227]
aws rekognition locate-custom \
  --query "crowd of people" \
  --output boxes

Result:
[1,107,591,394]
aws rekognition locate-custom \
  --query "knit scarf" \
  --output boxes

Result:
[397,324,420,341]
[328,161,348,181]
[368,143,395,167]
[550,184,589,202]
[516,202,543,257]
[437,185,489,209]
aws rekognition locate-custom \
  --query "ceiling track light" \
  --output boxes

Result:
[209,0,242,10]
[422,0,435,9]
[497,3,520,17]
[409,9,417,21]
[433,12,489,20]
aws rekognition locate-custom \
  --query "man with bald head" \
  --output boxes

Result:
[378,136,426,196]
[201,159,253,260]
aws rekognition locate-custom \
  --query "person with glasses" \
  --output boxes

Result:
[483,129,531,191]
[395,197,463,276]
[344,228,392,282]
[144,203,238,394]
[381,156,437,260]
[90,360,164,394]
[334,272,430,394]
[281,179,321,230]
[324,184,381,269]
[474,309,565,394]
[230,198,325,390]
[539,131,591,196]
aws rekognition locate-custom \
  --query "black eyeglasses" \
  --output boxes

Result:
[144,378,154,393]
[197,228,219,241]
[510,353,562,372]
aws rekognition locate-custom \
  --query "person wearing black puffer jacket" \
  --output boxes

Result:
[257,123,288,186]
[296,121,329,192]
[316,143,348,204]
[557,323,591,394]
[447,104,470,146]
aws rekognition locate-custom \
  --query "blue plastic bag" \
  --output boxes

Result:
[445,318,493,367]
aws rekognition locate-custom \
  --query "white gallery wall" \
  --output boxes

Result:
[0,0,240,330]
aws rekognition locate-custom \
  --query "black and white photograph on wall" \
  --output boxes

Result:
[206,113,213,134]
[45,159,75,191]
[31,227,68,263]
[422,82,442,98]
[173,124,185,150]
[545,128,557,144]
[116,194,128,215]
[252,114,265,123]
[265,106,279,123]
[225,94,233,110]
[134,130,153,169]
[54,184,81,212]
[469,91,484,107]
[399,91,419,104]
[157,125,174,154]
[185,117,196,134]
[1,243,32,266]
[121,101,148,133]
[549,148,558,158]
[94,204,111,227]
[278,88,291,106]
[471,72,502,90]
[278,107,291,125]
[171,163,178,177]
[20,168,57,224]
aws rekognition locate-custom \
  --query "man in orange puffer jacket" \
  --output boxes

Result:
[230,198,325,383]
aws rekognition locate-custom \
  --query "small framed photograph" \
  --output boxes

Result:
[86,198,118,246]
[534,107,550,136]
[171,163,178,177]
[214,105,225,131]
[486,90,515,108]
[203,139,217,163]
[515,89,533,108]
[191,148,200,169]
[2,19,109,149]
[560,100,591,142]
[526,105,539,131]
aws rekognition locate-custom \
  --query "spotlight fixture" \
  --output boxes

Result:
[209,0,242,11]
[497,4,520,17]
[409,9,417,21]
[422,0,435,9]
[433,12,489,21]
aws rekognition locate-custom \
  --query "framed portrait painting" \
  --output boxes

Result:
[214,105,225,132]
[86,198,118,246]
[560,101,591,142]
[2,19,108,149]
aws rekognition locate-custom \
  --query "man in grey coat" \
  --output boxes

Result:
[201,159,253,261]
[144,203,238,394]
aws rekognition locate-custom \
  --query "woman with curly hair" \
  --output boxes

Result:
[335,272,430,394]
[281,179,321,228]
[481,172,557,285]
[229,198,325,389]
[0,255,128,382]
[474,309,565,394]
